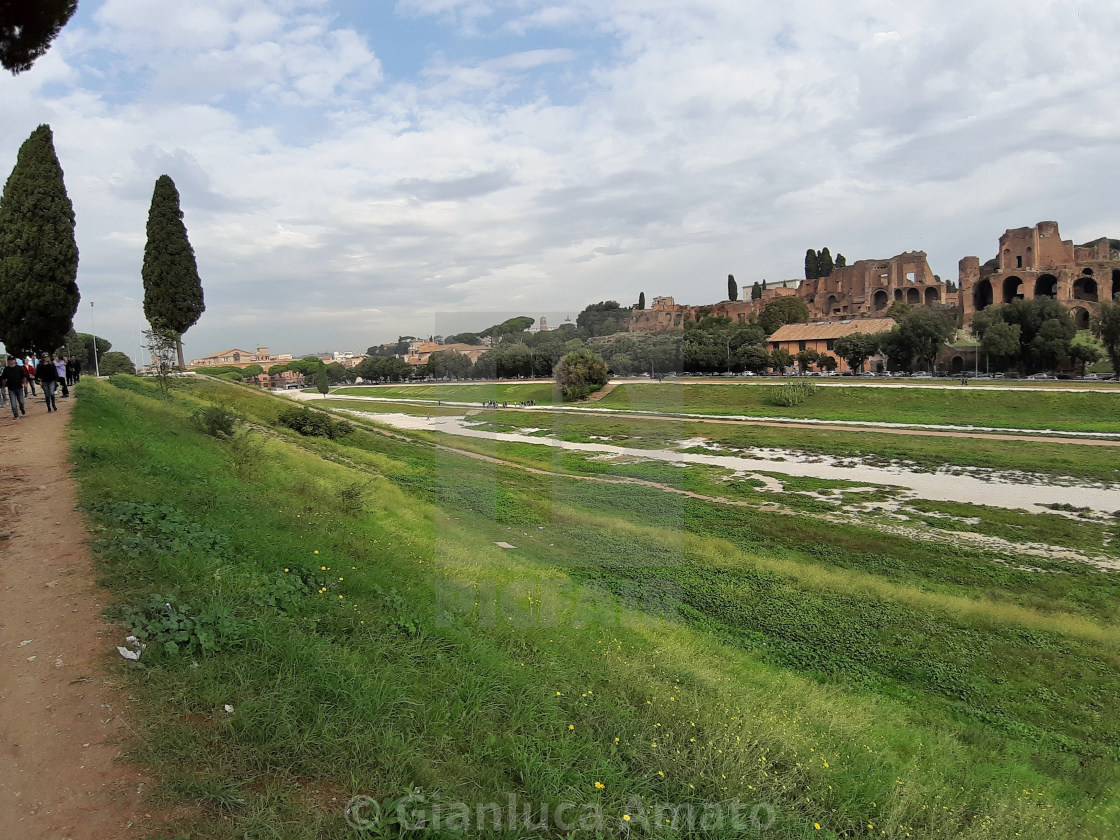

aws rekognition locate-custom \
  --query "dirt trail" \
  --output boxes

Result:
[0,390,152,840]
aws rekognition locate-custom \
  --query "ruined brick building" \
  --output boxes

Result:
[798,252,948,317]
[959,221,1119,329]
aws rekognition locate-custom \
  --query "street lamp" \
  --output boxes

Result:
[90,300,100,377]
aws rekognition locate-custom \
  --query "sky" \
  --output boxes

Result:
[2,0,1119,361]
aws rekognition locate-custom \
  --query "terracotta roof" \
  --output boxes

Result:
[769,318,896,342]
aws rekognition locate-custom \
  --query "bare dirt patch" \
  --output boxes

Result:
[0,393,156,840]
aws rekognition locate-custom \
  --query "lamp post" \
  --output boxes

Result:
[90,300,100,377]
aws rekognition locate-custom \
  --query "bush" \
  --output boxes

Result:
[769,380,816,407]
[556,348,609,401]
[276,406,353,439]
[192,406,237,438]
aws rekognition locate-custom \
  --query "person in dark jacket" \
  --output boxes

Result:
[38,353,60,412]
[2,357,28,419]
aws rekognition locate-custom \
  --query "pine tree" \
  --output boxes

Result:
[142,175,205,368]
[0,1,78,74]
[727,274,738,301]
[751,282,762,301]
[638,292,646,310]
[0,124,79,353]
[804,249,819,280]
[819,247,834,277]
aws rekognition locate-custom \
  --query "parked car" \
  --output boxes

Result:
[1083,373,1100,380]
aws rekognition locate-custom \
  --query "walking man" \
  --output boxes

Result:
[2,357,28,419]
[55,355,69,398]
[38,353,60,412]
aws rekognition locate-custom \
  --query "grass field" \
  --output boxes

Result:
[595,383,1120,433]
[324,401,1120,484]
[71,376,1120,838]
[332,382,558,404]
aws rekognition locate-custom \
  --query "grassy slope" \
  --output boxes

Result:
[71,377,1119,838]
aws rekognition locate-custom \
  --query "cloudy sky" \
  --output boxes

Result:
[2,0,1119,360]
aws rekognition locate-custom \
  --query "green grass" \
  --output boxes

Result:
[596,383,1120,433]
[68,376,1120,838]
[332,382,559,404]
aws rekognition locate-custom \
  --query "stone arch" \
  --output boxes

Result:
[826,294,838,312]
[1082,267,1094,276]
[1072,276,1098,301]
[872,289,889,311]
[906,287,920,304]
[974,279,993,311]
[950,355,965,374]
[1002,276,1023,303]
[894,289,904,301]
[1112,269,1120,301]
[924,287,940,305]
[1034,274,1058,298]
[1071,306,1091,330]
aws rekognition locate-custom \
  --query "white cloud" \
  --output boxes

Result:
[2,0,1119,359]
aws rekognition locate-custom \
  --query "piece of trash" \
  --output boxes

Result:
[55,657,63,668]
[494,542,517,549]
[117,635,146,661]
[26,655,36,662]
[19,639,34,647]
[223,704,234,714]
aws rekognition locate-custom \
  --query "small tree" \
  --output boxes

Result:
[835,253,847,268]
[1093,298,1120,376]
[727,274,738,302]
[834,333,880,373]
[142,175,205,369]
[750,281,762,301]
[980,321,1021,371]
[315,366,330,397]
[769,347,793,374]
[99,351,137,376]
[759,297,810,335]
[795,348,819,374]
[637,292,646,310]
[818,354,838,372]
[1068,332,1101,377]
[143,327,179,398]
[556,349,608,401]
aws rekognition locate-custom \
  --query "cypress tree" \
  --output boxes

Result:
[638,291,645,310]
[804,249,818,280]
[727,274,738,301]
[142,175,205,368]
[819,247,834,277]
[835,253,847,268]
[751,281,762,301]
[0,124,79,353]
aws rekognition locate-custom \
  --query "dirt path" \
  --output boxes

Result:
[0,390,152,840]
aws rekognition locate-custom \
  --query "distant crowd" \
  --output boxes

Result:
[1,355,82,420]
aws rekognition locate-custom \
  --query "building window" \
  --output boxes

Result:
[798,341,807,351]
[1016,256,1022,268]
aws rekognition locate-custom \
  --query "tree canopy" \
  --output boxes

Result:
[758,296,810,335]
[0,1,78,74]
[142,175,204,368]
[973,298,1076,372]
[1092,298,1120,376]
[0,124,79,354]
[556,349,608,401]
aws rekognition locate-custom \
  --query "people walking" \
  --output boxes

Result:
[2,357,28,419]
[38,353,60,412]
[56,356,69,398]
[22,356,37,396]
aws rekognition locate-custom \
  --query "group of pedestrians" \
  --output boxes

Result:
[1,354,81,420]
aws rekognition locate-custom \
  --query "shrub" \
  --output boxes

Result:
[769,380,816,407]
[276,406,353,439]
[192,406,237,438]
[556,348,609,401]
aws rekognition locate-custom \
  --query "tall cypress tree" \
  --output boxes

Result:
[804,249,819,280]
[0,124,79,353]
[637,292,645,310]
[751,281,762,301]
[142,174,205,368]
[819,247,834,277]
[835,253,847,268]
[727,274,738,301]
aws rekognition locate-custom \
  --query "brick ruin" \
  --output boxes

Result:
[959,221,1120,330]
[628,220,1118,335]
[798,252,947,317]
